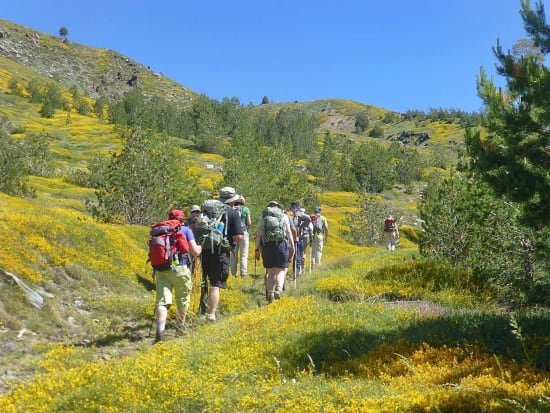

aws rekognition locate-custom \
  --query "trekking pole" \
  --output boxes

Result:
[293,241,298,284]
[233,246,238,277]
[199,270,208,316]
[148,301,156,338]
[309,241,313,273]
[191,255,201,319]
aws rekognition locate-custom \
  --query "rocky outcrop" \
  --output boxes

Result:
[387,131,430,146]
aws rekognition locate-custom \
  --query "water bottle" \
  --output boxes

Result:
[217,222,225,232]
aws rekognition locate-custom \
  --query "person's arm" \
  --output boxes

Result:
[181,227,201,257]
[245,208,252,229]
[188,239,202,257]
[228,208,244,243]
[323,217,328,241]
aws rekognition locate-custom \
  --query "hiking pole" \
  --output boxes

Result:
[147,300,156,338]
[309,241,313,273]
[199,270,208,316]
[233,246,238,277]
[147,270,157,337]
[293,241,298,284]
[191,255,201,319]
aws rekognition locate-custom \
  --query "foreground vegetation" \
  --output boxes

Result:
[1,190,549,412]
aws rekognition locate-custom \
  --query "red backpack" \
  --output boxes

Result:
[148,219,189,270]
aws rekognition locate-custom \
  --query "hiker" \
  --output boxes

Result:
[284,206,299,280]
[254,201,295,303]
[311,206,329,267]
[186,204,202,233]
[383,215,400,251]
[154,209,202,343]
[199,187,243,321]
[230,195,252,277]
[186,204,205,314]
[295,207,313,276]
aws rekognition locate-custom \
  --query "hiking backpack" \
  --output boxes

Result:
[384,218,397,232]
[311,214,324,234]
[194,200,230,252]
[261,206,286,242]
[296,214,312,244]
[148,219,189,270]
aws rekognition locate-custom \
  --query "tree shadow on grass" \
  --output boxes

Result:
[279,310,550,375]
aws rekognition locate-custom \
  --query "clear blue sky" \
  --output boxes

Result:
[1,1,535,113]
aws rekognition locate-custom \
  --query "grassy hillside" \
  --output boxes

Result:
[1,19,549,413]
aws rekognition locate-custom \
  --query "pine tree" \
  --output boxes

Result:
[466,0,550,228]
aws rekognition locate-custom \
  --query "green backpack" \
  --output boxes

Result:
[194,200,230,252]
[261,206,286,242]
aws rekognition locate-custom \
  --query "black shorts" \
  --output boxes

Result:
[201,249,230,288]
[262,240,290,269]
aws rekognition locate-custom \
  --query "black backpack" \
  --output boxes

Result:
[296,214,312,243]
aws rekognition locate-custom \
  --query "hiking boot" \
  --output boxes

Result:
[274,288,283,300]
[267,292,275,303]
[175,324,190,337]
[154,329,165,344]
[205,313,216,322]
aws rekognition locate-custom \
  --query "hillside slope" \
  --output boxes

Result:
[0,19,196,105]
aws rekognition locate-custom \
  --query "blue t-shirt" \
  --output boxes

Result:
[178,226,195,266]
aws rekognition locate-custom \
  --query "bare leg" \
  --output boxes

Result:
[207,286,220,320]
[265,269,277,302]
[155,305,167,342]
[274,268,286,298]
[176,304,189,328]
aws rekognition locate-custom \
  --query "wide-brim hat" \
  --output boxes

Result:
[267,200,282,208]
[313,206,321,213]
[190,204,201,213]
[218,186,239,204]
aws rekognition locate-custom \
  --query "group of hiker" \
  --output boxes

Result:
[149,185,399,342]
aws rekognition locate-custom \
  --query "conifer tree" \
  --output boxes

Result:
[466,0,550,228]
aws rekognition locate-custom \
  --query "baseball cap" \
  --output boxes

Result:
[168,209,186,220]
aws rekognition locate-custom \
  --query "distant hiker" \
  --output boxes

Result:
[186,204,202,233]
[152,209,202,343]
[230,195,252,277]
[288,201,312,277]
[254,201,295,303]
[311,206,329,267]
[294,206,313,276]
[186,204,204,313]
[198,187,243,321]
[383,215,400,252]
[284,206,299,280]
